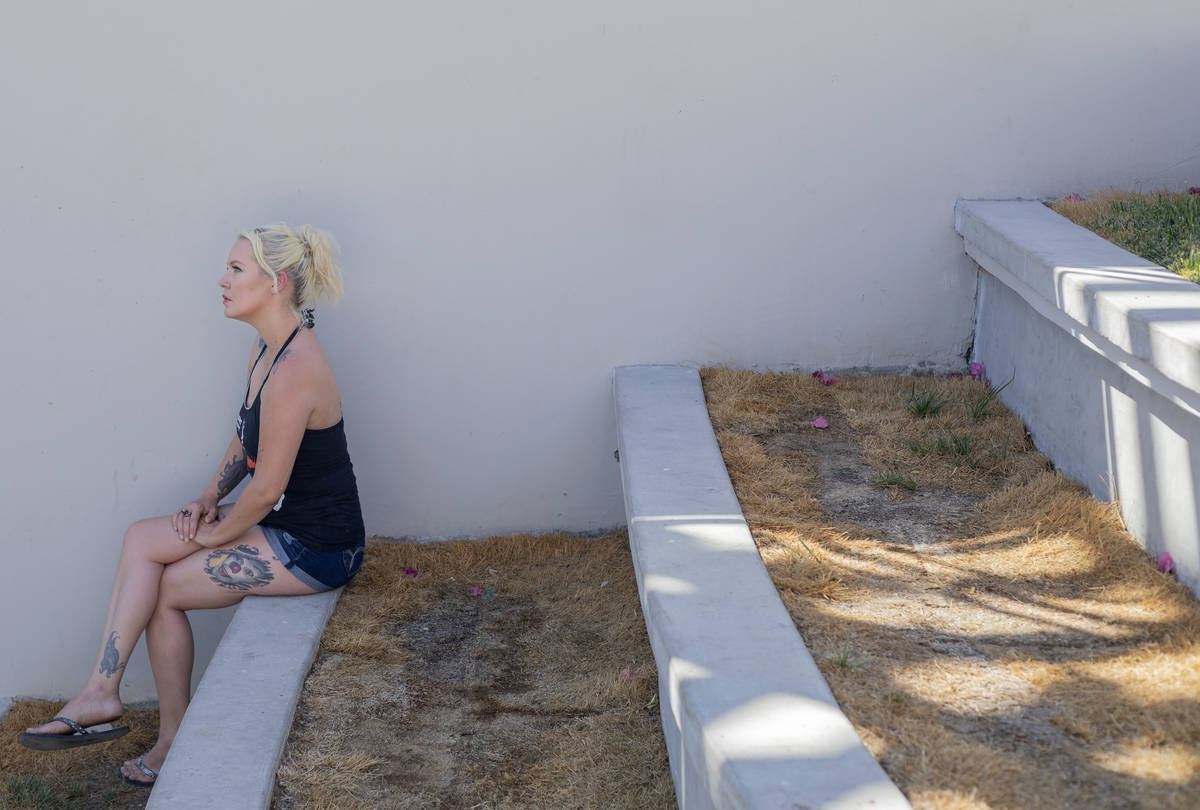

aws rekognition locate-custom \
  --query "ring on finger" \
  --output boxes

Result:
[180,509,192,517]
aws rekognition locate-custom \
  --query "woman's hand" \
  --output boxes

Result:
[173,495,220,543]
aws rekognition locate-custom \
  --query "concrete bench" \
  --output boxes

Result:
[613,365,910,810]
[146,589,341,810]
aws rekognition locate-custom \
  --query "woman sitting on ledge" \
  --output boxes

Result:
[19,224,366,788]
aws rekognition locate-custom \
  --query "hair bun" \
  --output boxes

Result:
[239,223,343,324]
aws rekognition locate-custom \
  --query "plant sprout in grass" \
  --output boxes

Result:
[910,432,982,468]
[934,431,981,468]
[873,471,919,491]
[969,373,1015,420]
[828,642,865,671]
[906,384,950,418]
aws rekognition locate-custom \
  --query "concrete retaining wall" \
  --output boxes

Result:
[614,365,910,809]
[956,200,1200,596]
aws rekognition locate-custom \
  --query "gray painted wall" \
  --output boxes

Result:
[4,1,1200,701]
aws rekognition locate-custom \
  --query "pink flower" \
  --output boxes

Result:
[1189,187,1200,196]
[1067,192,1082,201]
[403,567,418,577]
[811,369,837,386]
[469,585,483,596]
[1158,551,1175,574]
[969,362,986,381]
[620,667,635,681]
[812,417,830,430]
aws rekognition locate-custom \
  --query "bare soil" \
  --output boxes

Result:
[272,532,674,810]
[702,368,1200,810]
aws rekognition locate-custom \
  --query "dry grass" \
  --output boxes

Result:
[273,531,674,810]
[701,367,1200,810]
[0,703,159,809]
[1050,189,1149,231]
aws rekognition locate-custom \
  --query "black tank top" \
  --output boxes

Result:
[235,327,365,552]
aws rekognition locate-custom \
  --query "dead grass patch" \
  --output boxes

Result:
[273,531,673,810]
[701,367,1200,810]
[0,703,159,810]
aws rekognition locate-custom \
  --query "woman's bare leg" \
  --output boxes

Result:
[143,602,195,762]
[119,526,320,783]
[25,516,209,736]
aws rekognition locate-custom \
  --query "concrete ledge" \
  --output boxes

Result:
[956,199,1200,595]
[614,365,910,810]
[146,589,341,810]
[955,200,1200,416]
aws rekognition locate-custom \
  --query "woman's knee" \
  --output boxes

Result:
[122,518,155,553]
[121,516,179,563]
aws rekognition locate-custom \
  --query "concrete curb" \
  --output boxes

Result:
[957,199,1200,597]
[614,365,910,810]
[146,589,342,810]
[955,200,1200,414]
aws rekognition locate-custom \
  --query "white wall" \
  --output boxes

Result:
[3,1,1199,700]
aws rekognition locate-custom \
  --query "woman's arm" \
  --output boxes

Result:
[174,337,272,542]
[173,435,248,541]
[192,354,315,548]
[209,435,249,501]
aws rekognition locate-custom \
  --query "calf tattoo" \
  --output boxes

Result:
[204,545,275,591]
[98,631,125,678]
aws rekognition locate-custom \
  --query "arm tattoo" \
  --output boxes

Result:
[204,545,276,591]
[98,632,125,679]
[216,453,248,499]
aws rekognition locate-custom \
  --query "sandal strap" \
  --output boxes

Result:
[51,717,88,734]
[135,755,159,779]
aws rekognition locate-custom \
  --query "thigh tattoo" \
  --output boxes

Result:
[204,545,276,591]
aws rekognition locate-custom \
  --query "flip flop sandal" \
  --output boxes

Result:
[17,716,131,751]
[119,755,158,788]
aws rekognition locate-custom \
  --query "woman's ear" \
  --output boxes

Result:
[274,271,288,292]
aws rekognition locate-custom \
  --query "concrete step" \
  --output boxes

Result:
[614,364,911,810]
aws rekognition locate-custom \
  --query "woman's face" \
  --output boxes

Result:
[220,238,274,321]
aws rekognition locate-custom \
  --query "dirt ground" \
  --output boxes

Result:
[702,368,1200,810]
[272,532,674,810]
[1,703,159,810]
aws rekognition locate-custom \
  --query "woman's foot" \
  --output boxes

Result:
[119,745,168,787]
[24,692,124,735]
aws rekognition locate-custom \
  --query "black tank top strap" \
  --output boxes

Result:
[243,342,271,407]
[245,326,301,408]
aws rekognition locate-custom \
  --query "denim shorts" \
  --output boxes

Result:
[261,525,364,592]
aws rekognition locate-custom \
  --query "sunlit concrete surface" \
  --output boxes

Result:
[146,589,341,810]
[957,200,1200,596]
[614,365,910,809]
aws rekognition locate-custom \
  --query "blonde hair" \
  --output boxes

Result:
[237,223,344,325]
